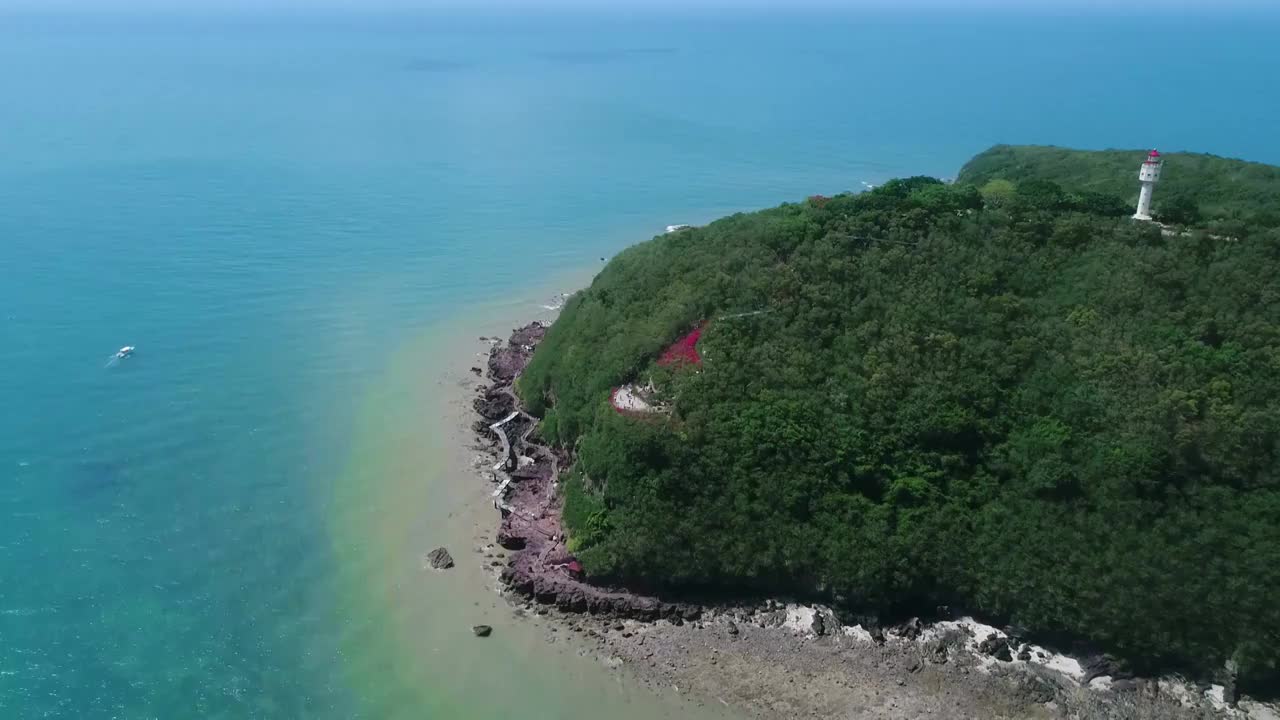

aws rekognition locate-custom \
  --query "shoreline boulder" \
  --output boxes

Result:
[426,547,455,570]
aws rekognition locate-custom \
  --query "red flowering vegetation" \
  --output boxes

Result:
[808,194,830,207]
[657,323,706,367]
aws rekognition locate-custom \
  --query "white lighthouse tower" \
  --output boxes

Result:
[1133,149,1163,221]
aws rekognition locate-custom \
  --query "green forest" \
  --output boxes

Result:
[517,146,1280,688]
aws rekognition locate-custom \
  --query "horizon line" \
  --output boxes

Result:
[3,0,1279,14]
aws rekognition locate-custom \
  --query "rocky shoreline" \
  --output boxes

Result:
[472,322,703,623]
[469,323,1278,720]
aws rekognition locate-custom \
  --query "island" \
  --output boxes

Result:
[472,146,1280,719]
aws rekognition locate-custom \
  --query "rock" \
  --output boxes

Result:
[633,597,661,622]
[1219,658,1241,707]
[1011,672,1057,704]
[473,390,515,421]
[926,643,948,664]
[811,612,826,637]
[472,625,493,637]
[897,617,923,640]
[555,588,588,613]
[1017,648,1032,662]
[488,348,528,383]
[532,579,559,604]
[425,547,455,570]
[496,529,526,551]
[978,634,1012,661]
[470,366,483,376]
[870,627,887,645]
[1081,653,1131,684]
[500,568,534,596]
[727,622,739,635]
[1223,679,1240,707]
[509,322,546,347]
[925,629,964,664]
[680,604,701,621]
[760,610,786,629]
[1111,679,1140,693]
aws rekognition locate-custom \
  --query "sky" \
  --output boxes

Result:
[1,0,1275,11]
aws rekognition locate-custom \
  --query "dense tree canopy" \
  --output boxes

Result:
[518,148,1280,689]
[960,144,1280,232]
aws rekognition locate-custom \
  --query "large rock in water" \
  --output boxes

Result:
[426,547,454,570]
[472,625,493,638]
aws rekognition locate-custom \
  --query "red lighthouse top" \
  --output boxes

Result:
[1148,150,1161,159]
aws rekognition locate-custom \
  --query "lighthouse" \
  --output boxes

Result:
[1133,150,1163,221]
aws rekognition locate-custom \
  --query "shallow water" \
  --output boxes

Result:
[2,7,1278,718]
[329,292,738,719]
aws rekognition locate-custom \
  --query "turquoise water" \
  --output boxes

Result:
[2,8,1279,718]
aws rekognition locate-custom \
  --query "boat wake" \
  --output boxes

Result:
[105,345,135,368]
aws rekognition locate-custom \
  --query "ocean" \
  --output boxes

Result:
[1,7,1278,719]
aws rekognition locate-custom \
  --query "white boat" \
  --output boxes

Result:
[116,346,135,358]
[665,224,692,234]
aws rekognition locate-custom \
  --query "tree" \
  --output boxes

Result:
[980,178,1017,207]
[1157,192,1203,225]
[1014,179,1069,211]
[1072,190,1132,217]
